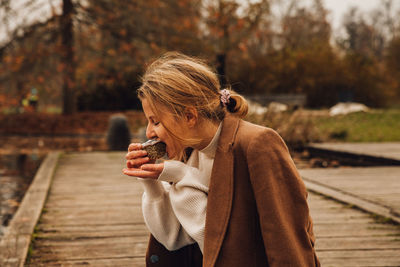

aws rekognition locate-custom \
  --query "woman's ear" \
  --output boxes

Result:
[184,107,198,128]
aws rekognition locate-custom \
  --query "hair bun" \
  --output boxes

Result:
[226,97,237,113]
[223,90,248,118]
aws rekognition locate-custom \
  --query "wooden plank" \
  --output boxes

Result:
[36,229,148,240]
[317,249,400,258]
[27,256,145,267]
[45,194,143,206]
[317,249,400,266]
[316,236,400,250]
[39,215,144,226]
[42,206,143,217]
[319,256,400,267]
[0,235,31,267]
[310,215,375,224]
[29,238,147,260]
[313,223,400,237]
[36,223,148,234]
[33,235,149,247]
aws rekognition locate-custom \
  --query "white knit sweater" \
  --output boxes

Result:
[139,124,222,253]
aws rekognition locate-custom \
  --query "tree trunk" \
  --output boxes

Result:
[61,0,75,114]
[216,53,227,88]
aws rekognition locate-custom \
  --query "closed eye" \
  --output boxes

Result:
[149,117,160,126]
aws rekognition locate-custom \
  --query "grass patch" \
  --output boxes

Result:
[312,109,400,142]
[369,213,400,226]
[246,108,400,145]
[25,225,40,264]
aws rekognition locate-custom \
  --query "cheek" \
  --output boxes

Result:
[157,121,185,156]
[154,126,173,147]
[155,125,168,140]
[161,134,179,156]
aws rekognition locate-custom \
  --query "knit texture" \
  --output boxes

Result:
[140,123,222,253]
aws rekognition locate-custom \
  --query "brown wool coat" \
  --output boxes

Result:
[145,115,320,267]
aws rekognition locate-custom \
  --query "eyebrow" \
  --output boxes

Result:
[148,115,159,121]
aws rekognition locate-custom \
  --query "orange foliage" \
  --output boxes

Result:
[2,0,399,112]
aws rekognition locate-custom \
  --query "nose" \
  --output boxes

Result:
[146,123,157,140]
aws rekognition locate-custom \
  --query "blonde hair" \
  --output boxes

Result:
[137,52,248,154]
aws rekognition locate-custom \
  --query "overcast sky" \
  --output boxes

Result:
[0,0,62,45]
[323,0,398,32]
[0,0,398,46]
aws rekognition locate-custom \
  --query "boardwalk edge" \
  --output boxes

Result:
[303,177,400,224]
[0,151,61,267]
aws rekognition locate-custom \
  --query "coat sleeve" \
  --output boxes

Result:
[247,128,318,267]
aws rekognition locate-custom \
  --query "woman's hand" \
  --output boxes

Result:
[123,143,164,179]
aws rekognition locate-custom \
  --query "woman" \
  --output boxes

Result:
[123,52,320,266]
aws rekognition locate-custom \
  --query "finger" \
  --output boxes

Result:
[140,163,164,173]
[122,168,159,179]
[126,150,148,160]
[128,143,143,152]
[127,157,150,168]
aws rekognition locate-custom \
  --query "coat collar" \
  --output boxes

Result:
[203,114,240,266]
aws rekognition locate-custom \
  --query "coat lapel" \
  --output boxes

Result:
[203,115,240,267]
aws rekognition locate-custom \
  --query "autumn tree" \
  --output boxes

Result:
[385,37,400,103]
[202,0,270,86]
[2,0,400,112]
[336,6,396,107]
[225,0,343,107]
[0,1,62,112]
[339,8,385,60]
[273,0,334,99]
[376,0,400,103]
[73,0,204,110]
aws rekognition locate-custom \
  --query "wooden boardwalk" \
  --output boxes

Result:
[308,193,400,267]
[2,151,400,266]
[300,143,400,266]
[300,167,400,222]
[27,152,148,266]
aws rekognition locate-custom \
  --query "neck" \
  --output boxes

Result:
[193,120,220,150]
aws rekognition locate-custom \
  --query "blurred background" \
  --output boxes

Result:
[1,0,400,237]
[1,0,400,113]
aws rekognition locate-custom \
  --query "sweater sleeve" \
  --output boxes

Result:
[142,159,209,253]
[247,129,317,266]
[140,178,196,251]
